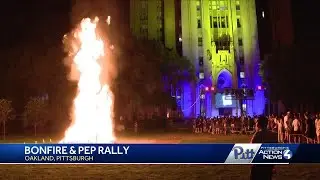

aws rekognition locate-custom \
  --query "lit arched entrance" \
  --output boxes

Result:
[217,69,232,89]
[216,69,233,116]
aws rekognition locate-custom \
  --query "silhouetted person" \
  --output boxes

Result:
[307,113,316,140]
[304,112,313,139]
[250,116,278,180]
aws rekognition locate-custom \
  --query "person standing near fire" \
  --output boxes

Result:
[250,116,278,180]
[283,111,290,142]
[315,114,320,143]
[277,117,284,143]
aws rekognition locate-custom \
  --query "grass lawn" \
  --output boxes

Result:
[0,133,319,180]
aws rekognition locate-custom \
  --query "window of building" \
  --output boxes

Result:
[160,34,164,42]
[210,1,217,10]
[239,57,244,65]
[238,39,243,46]
[237,18,241,28]
[159,26,163,31]
[157,15,162,21]
[198,37,203,46]
[140,27,148,38]
[140,12,148,21]
[196,0,201,11]
[198,29,202,37]
[236,0,240,10]
[219,1,226,7]
[210,16,212,28]
[221,18,225,28]
[213,17,218,28]
[219,0,228,10]
[240,67,245,74]
[197,19,202,28]
[140,19,148,26]
[220,17,228,28]
[197,9,201,17]
[240,72,245,78]
[236,5,240,10]
[199,56,204,66]
[198,46,203,55]
[199,72,204,79]
[141,0,148,9]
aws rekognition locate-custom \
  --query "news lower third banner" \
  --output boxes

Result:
[0,144,319,164]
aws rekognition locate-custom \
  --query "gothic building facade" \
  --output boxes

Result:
[130,0,265,117]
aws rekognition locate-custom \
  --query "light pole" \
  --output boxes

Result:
[200,87,205,117]
[200,86,216,118]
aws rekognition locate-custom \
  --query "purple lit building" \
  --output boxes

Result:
[130,0,268,118]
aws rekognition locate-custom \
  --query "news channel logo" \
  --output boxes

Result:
[225,144,262,163]
[224,144,293,163]
[258,147,293,160]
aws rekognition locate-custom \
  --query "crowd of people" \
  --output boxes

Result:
[270,111,320,143]
[192,111,320,144]
[192,116,255,135]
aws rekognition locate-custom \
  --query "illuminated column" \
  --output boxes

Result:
[130,0,163,40]
[239,0,264,115]
[180,0,199,117]
[181,0,192,117]
[164,0,176,49]
[201,0,212,117]
[130,0,140,36]
[227,0,238,88]
[181,0,191,59]
[148,1,158,39]
[240,0,261,88]
[189,0,199,69]
[130,0,147,38]
[201,0,212,80]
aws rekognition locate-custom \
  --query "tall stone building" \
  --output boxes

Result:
[130,0,177,49]
[130,0,265,117]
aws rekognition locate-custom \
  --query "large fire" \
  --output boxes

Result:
[60,17,115,143]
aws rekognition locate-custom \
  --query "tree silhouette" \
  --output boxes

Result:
[260,45,320,110]
[0,99,15,140]
[23,97,48,136]
[112,37,195,125]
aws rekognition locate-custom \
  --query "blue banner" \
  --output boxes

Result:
[0,144,319,164]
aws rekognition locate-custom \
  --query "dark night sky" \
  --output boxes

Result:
[0,1,71,49]
[0,0,318,52]
[0,0,130,50]
[291,0,320,44]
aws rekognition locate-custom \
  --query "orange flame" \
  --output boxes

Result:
[60,17,115,143]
